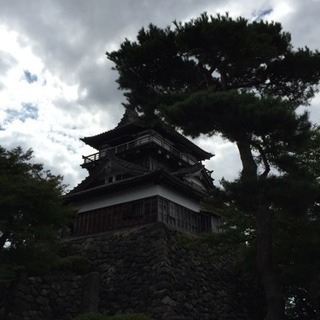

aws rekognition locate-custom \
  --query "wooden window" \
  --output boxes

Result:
[154,196,215,234]
[132,202,143,218]
[169,202,177,226]
[122,204,132,220]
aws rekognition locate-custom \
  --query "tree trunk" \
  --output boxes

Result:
[236,139,257,180]
[256,206,285,320]
[236,139,285,320]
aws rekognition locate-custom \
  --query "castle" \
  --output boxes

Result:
[65,109,220,236]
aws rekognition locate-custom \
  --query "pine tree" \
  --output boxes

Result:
[107,13,320,319]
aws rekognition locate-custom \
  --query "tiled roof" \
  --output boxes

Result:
[81,110,213,161]
[105,149,149,174]
[67,150,149,195]
[65,169,208,202]
[172,163,204,176]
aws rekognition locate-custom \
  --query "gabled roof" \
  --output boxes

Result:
[68,150,149,195]
[173,163,214,191]
[81,109,213,161]
[64,169,208,203]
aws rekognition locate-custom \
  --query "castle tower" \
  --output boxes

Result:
[65,110,219,236]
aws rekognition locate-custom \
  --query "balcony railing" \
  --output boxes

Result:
[82,134,197,165]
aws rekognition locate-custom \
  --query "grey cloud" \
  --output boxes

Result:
[273,0,320,50]
[0,0,225,82]
[0,51,17,74]
[0,51,18,90]
[77,62,124,109]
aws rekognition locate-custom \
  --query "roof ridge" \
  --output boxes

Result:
[172,163,203,176]
[116,108,140,127]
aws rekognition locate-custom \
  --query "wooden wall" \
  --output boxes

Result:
[73,196,158,236]
[73,196,215,236]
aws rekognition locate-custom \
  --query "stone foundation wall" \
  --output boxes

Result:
[0,223,264,320]
[0,272,83,320]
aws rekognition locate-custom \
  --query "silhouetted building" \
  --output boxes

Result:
[65,110,219,236]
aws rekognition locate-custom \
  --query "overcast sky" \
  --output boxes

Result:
[0,0,320,190]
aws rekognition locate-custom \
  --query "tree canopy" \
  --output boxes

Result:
[107,13,320,320]
[107,12,320,180]
[107,13,320,115]
[0,146,73,276]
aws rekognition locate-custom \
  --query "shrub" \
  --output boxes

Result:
[71,313,152,320]
[109,314,152,320]
[71,313,106,320]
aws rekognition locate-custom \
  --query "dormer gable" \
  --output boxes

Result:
[173,163,213,192]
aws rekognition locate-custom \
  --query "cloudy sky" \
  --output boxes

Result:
[0,0,320,190]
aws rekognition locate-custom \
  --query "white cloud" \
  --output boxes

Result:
[195,135,241,184]
[268,1,295,21]
[0,0,319,189]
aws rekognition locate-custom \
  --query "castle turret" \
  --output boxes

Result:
[65,110,220,236]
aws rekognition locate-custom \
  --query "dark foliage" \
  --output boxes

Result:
[0,146,74,276]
